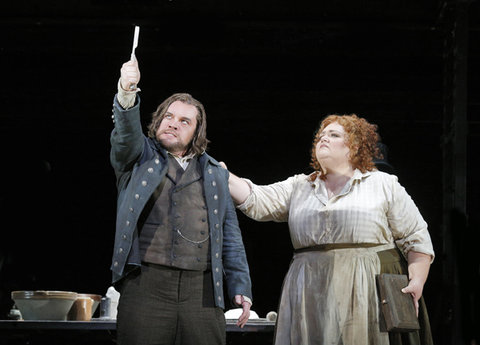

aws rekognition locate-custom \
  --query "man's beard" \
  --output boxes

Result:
[156,132,192,155]
[159,139,186,153]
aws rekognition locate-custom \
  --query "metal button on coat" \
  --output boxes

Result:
[214,195,218,200]
[208,168,213,174]
[148,168,154,173]
[135,194,140,199]
[142,181,147,186]
[214,209,218,214]
[212,181,216,186]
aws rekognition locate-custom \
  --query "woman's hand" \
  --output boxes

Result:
[401,277,424,317]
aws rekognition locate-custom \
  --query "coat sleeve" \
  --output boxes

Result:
[110,95,145,176]
[220,170,253,304]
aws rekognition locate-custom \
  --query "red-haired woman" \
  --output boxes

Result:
[222,114,434,345]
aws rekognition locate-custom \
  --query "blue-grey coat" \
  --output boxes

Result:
[109,95,252,309]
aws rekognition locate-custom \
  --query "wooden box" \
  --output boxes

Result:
[376,274,420,332]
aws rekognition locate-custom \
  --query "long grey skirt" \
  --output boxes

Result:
[273,243,433,345]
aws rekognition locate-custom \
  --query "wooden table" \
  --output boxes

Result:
[0,319,275,344]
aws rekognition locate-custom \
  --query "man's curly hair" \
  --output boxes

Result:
[309,114,382,181]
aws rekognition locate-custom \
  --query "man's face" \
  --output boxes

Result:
[156,101,198,157]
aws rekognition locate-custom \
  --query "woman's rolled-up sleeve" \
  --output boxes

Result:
[387,176,435,262]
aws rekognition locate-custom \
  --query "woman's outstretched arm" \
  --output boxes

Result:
[219,162,251,205]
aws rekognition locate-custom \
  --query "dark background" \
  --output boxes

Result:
[1,0,479,344]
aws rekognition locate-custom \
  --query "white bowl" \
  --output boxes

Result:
[12,291,77,320]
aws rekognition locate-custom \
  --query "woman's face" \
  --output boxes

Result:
[315,122,351,166]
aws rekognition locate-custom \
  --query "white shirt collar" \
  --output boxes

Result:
[168,152,196,170]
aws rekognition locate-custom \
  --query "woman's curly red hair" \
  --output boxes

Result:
[309,114,382,181]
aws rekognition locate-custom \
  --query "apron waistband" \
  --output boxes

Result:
[294,242,396,254]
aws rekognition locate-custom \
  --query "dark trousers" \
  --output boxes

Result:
[116,263,226,345]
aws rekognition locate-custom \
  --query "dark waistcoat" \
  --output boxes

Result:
[138,155,210,271]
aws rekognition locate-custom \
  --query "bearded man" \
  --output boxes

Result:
[110,58,252,345]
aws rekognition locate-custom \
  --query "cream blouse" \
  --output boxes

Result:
[238,169,435,260]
